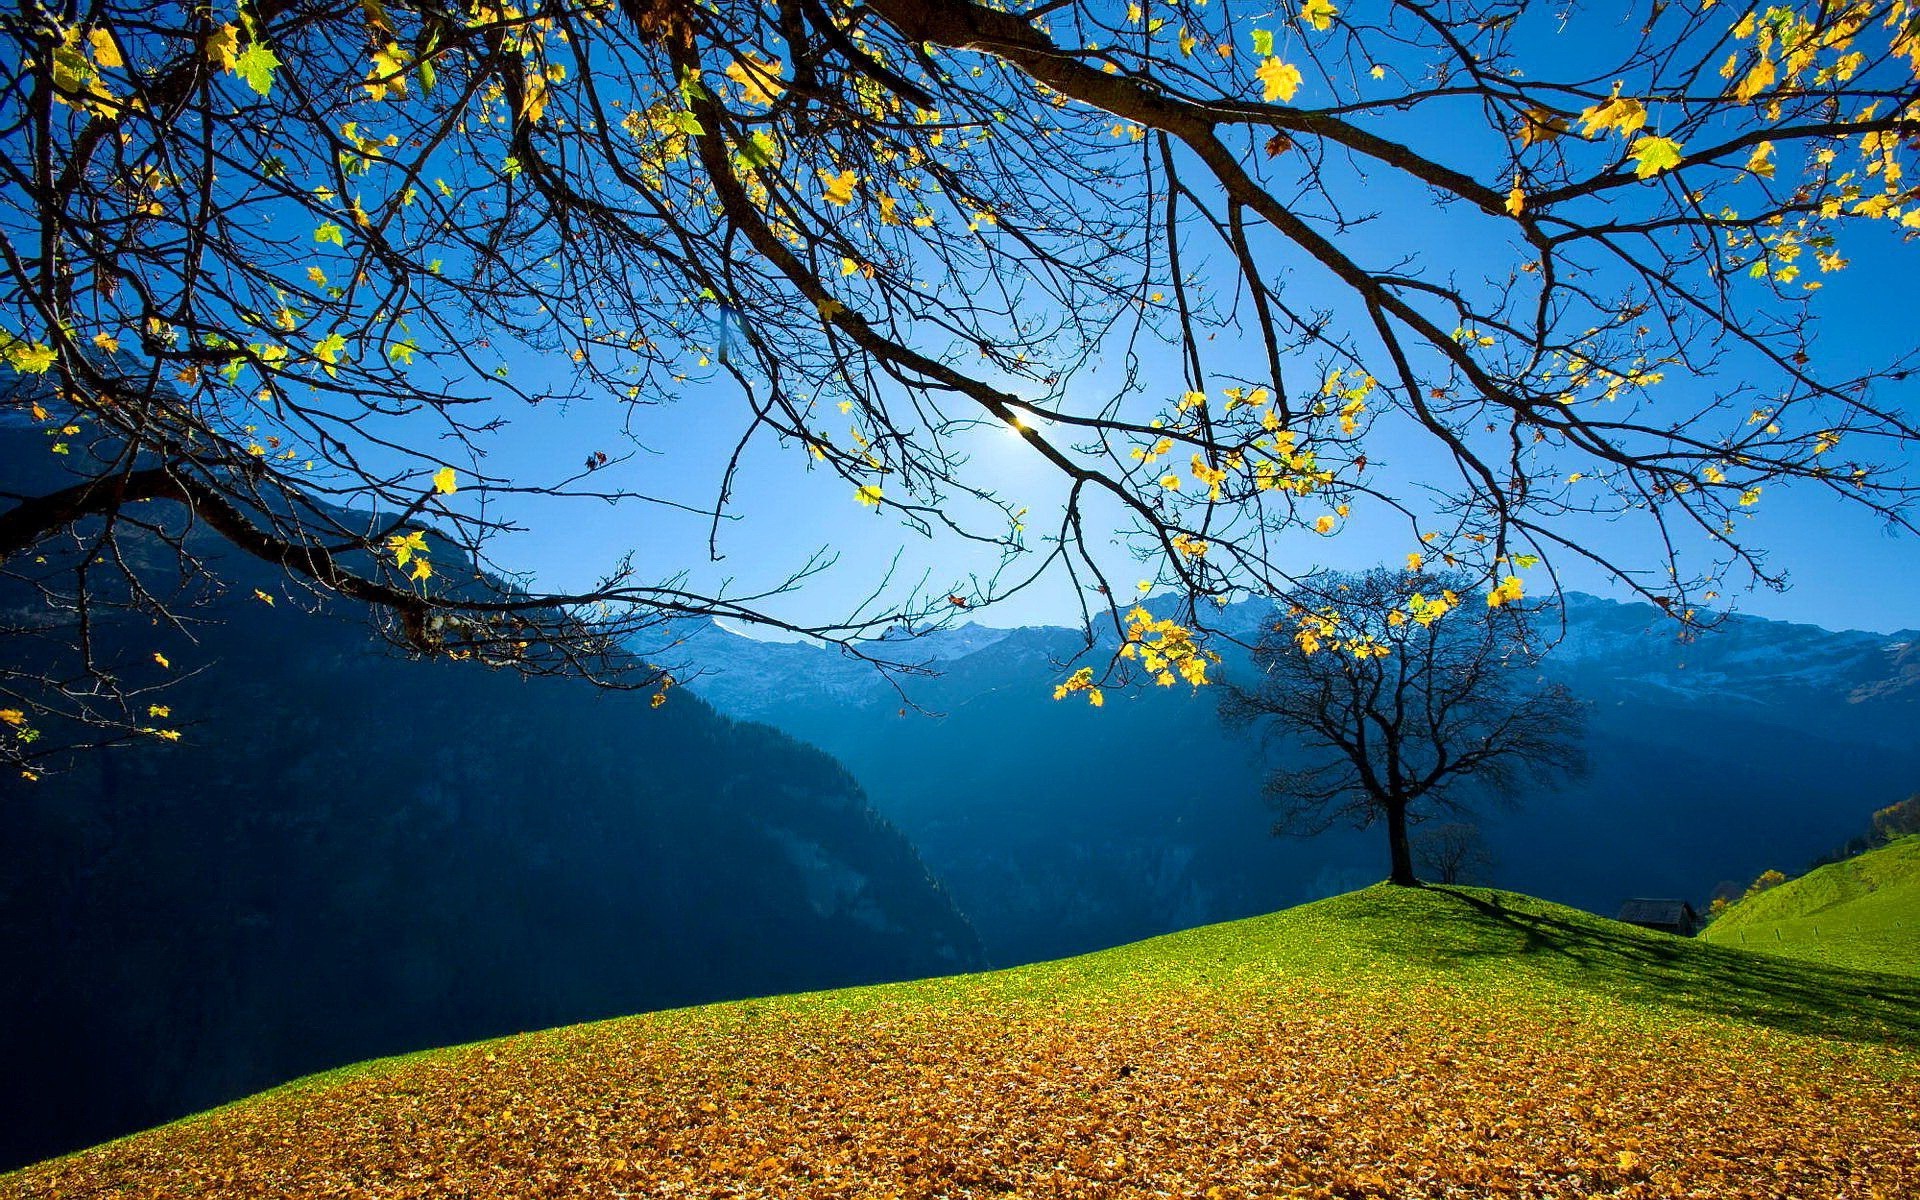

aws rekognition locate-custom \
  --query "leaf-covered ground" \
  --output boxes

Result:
[8,886,1918,1198]
[1701,834,1920,977]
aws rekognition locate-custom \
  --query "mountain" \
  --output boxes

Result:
[11,884,1915,1196]
[676,597,1920,966]
[0,423,982,1171]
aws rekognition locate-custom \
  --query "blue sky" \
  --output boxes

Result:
[429,3,1920,640]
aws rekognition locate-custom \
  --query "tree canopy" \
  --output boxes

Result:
[3,0,1918,769]
[1220,568,1587,885]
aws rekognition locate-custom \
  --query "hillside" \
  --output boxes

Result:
[8,886,1917,1196]
[1701,836,1920,976]
[0,421,981,1170]
[677,600,1920,964]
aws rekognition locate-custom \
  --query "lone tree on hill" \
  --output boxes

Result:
[3,0,1920,771]
[1221,570,1587,886]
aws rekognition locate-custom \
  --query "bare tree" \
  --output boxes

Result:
[4,0,1918,773]
[1412,822,1495,886]
[1221,570,1586,886]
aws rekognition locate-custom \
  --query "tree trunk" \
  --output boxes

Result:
[1385,801,1417,886]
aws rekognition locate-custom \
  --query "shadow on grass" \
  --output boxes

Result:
[1343,885,1920,1048]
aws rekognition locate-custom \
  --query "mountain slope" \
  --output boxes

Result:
[677,600,1920,965]
[0,426,982,1170]
[8,885,1915,1195]
[1700,835,1920,975]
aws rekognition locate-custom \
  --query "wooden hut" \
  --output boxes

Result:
[1615,898,1702,937]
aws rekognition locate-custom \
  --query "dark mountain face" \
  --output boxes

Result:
[0,430,981,1171]
[678,600,1920,967]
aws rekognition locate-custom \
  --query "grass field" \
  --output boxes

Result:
[7,884,1916,1198]
[1700,835,1920,977]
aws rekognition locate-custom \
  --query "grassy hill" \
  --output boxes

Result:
[1701,835,1920,976]
[7,885,1917,1197]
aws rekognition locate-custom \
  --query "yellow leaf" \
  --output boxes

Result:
[207,24,240,72]
[1516,104,1568,148]
[88,29,123,69]
[1630,135,1683,179]
[519,70,546,122]
[1733,56,1776,103]
[1299,0,1337,32]
[1578,88,1647,138]
[153,652,170,668]
[433,466,458,494]
[147,704,170,718]
[725,53,786,107]
[0,708,26,728]
[819,168,857,207]
[253,588,275,606]
[1486,575,1525,607]
[1406,552,1424,571]
[1256,57,1303,103]
[1745,140,1775,178]
[855,483,883,506]
[1506,175,1526,217]
[1314,515,1336,534]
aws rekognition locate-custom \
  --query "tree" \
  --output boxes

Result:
[1220,570,1586,886]
[1412,821,1495,886]
[4,0,1919,773]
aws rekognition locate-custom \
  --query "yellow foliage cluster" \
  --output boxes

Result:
[1118,607,1218,688]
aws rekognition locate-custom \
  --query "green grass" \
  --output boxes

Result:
[1701,834,1920,976]
[882,882,1920,1045]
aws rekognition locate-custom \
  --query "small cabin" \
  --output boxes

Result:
[1616,898,1702,937]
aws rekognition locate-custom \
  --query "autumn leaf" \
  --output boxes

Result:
[313,332,348,365]
[1629,135,1684,179]
[88,29,123,69]
[7,341,57,374]
[854,483,883,507]
[233,43,281,97]
[725,53,785,107]
[207,23,240,71]
[253,589,275,606]
[1299,0,1337,33]
[1515,105,1568,147]
[433,467,458,494]
[1578,89,1647,138]
[819,168,857,207]
[1506,175,1526,217]
[1256,57,1303,103]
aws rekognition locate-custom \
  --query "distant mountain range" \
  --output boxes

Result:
[0,419,981,1170]
[676,595,1920,966]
